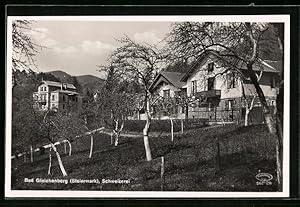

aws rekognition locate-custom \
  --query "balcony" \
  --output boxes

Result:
[33,97,47,103]
[196,89,221,98]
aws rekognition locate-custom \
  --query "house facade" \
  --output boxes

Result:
[33,80,82,114]
[149,53,281,123]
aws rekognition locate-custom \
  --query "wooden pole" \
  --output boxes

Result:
[181,119,184,134]
[30,145,33,163]
[160,156,165,191]
[111,132,114,145]
[170,118,174,142]
[216,137,221,171]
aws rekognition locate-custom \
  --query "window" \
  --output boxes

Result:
[227,72,236,89]
[208,77,215,91]
[62,95,66,102]
[44,86,47,91]
[181,88,187,97]
[40,87,43,92]
[181,106,185,114]
[270,76,276,88]
[163,89,170,98]
[208,62,214,72]
[52,95,55,101]
[191,80,197,95]
[228,100,234,110]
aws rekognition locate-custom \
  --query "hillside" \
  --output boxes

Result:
[11,124,278,191]
[76,75,105,94]
[47,70,73,83]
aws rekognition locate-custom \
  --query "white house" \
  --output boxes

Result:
[33,80,82,114]
[149,53,281,122]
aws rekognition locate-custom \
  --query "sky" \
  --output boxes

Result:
[28,21,172,79]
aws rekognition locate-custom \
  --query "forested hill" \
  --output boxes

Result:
[46,70,105,94]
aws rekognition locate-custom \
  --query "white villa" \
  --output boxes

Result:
[33,80,82,114]
[149,53,281,122]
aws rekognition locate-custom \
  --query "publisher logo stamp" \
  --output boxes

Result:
[255,173,273,186]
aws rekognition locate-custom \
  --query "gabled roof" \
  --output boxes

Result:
[181,52,211,81]
[150,71,185,92]
[261,60,283,73]
[51,89,79,95]
[181,52,282,81]
[39,81,76,90]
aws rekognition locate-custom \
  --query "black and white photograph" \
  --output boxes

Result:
[5,15,290,198]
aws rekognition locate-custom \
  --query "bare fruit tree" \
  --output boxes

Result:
[41,110,87,176]
[109,37,166,161]
[97,65,138,147]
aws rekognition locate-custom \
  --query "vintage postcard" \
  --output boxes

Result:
[5,15,290,198]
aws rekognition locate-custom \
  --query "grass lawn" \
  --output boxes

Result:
[11,124,278,191]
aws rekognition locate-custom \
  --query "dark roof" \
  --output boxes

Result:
[160,72,186,88]
[40,81,76,90]
[181,52,211,81]
[150,71,185,91]
[235,60,282,73]
[51,90,79,95]
[261,60,283,73]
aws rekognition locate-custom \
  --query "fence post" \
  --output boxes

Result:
[30,145,33,163]
[110,132,113,145]
[215,107,217,121]
[181,119,184,134]
[216,137,221,171]
[161,156,165,191]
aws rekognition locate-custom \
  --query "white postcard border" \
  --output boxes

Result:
[5,14,290,198]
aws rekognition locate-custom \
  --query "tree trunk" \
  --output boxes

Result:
[143,100,152,161]
[160,156,165,191]
[64,142,67,154]
[114,132,120,147]
[170,118,174,142]
[89,135,93,158]
[51,143,67,176]
[247,64,276,134]
[245,109,250,126]
[65,140,72,156]
[48,148,52,175]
